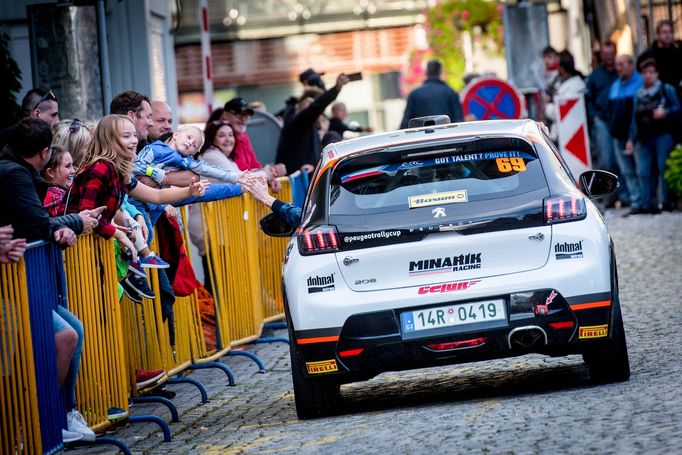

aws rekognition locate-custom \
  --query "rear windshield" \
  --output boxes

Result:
[330,146,546,216]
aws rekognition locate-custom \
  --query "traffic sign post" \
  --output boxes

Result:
[461,77,526,120]
[556,96,592,176]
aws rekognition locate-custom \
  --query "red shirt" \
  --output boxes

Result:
[231,132,262,171]
[43,185,67,216]
[66,160,137,238]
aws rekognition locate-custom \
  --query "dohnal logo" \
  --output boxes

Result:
[307,273,335,293]
[555,241,583,260]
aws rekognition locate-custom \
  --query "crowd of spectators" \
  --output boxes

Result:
[0,80,305,442]
[544,19,681,214]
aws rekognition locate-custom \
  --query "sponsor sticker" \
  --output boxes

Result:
[579,324,608,339]
[418,279,481,295]
[306,359,338,374]
[284,242,294,264]
[409,190,468,208]
[555,240,584,260]
[343,230,401,244]
[545,290,558,305]
[409,253,482,277]
[307,273,335,293]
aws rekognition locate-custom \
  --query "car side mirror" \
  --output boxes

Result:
[260,213,295,237]
[579,170,619,198]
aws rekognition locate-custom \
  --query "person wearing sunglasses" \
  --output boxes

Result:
[21,88,60,127]
[51,119,97,168]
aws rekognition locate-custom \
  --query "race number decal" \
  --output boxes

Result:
[496,157,526,173]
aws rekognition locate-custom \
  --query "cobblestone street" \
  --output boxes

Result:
[75,209,682,455]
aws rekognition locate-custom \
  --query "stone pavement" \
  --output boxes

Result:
[72,209,682,454]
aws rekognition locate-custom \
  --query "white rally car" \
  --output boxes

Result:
[271,117,629,419]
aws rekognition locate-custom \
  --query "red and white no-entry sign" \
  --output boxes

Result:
[556,96,591,176]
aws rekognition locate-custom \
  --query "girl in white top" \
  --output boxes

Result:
[544,51,587,141]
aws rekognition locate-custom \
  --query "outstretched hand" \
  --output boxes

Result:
[243,175,276,207]
[189,178,211,197]
[79,206,106,234]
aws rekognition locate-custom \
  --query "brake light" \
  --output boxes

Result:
[297,225,340,255]
[544,195,586,224]
[549,320,575,330]
[339,348,365,358]
[425,337,487,351]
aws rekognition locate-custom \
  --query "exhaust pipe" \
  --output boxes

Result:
[508,326,548,350]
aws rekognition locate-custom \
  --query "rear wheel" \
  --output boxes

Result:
[582,253,630,382]
[289,339,340,419]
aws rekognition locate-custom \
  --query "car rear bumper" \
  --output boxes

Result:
[292,289,613,381]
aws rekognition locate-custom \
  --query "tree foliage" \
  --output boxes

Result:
[425,0,503,90]
[664,143,682,200]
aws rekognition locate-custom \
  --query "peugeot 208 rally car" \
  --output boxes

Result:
[275,118,629,419]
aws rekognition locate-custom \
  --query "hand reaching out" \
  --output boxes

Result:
[79,206,106,234]
[190,178,210,197]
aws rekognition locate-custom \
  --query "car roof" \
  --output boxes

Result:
[321,119,544,167]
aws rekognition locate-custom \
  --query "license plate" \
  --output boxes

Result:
[401,299,506,333]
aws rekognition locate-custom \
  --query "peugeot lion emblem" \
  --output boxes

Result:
[432,207,446,218]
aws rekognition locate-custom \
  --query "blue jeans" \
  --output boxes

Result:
[592,117,617,172]
[613,139,641,209]
[52,305,84,410]
[635,134,674,209]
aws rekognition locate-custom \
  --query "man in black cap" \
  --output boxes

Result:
[222,97,261,171]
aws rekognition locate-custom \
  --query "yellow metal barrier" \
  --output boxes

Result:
[201,194,264,349]
[1,258,42,455]
[63,235,130,431]
[252,178,291,323]
[120,207,203,393]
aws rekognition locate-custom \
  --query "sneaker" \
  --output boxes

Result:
[119,280,143,303]
[139,253,170,269]
[62,429,83,443]
[124,274,155,300]
[107,406,128,421]
[128,260,147,279]
[67,409,95,442]
[136,368,166,390]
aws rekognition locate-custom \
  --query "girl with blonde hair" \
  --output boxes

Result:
[66,115,208,298]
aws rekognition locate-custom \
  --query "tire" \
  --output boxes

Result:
[289,338,340,419]
[582,250,630,383]
[285,311,340,419]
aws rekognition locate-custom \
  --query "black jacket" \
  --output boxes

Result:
[400,78,464,128]
[0,146,83,241]
[637,40,682,97]
[275,86,340,174]
[329,117,363,135]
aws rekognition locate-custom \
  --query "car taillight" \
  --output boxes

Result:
[297,225,340,255]
[544,195,586,224]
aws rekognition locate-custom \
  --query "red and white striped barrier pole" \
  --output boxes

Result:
[557,96,592,176]
[199,0,214,118]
